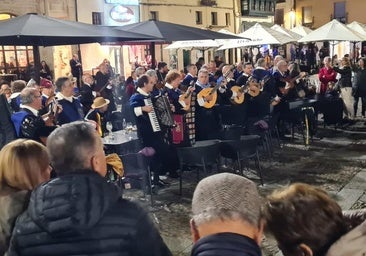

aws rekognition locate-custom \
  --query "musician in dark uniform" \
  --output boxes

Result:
[236,62,253,86]
[182,64,198,87]
[216,65,245,126]
[55,77,84,125]
[194,69,222,141]
[40,78,54,108]
[272,60,298,135]
[95,62,116,115]
[80,73,96,115]
[130,75,179,186]
[165,69,191,147]
[11,88,56,144]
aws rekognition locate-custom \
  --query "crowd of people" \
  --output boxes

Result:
[0,129,365,255]
[0,52,365,255]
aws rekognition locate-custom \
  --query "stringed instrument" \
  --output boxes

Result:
[230,85,248,104]
[281,72,308,95]
[178,86,194,111]
[197,68,233,109]
[231,75,272,103]
[178,81,195,111]
[44,95,60,125]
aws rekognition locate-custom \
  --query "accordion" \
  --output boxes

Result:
[153,94,175,128]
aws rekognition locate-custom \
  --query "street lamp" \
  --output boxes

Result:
[289,8,296,29]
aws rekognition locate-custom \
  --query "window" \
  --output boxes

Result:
[196,11,202,25]
[0,14,33,79]
[150,11,158,20]
[241,0,249,12]
[92,12,102,25]
[302,6,313,25]
[334,1,346,23]
[225,13,231,26]
[274,8,284,25]
[211,12,217,25]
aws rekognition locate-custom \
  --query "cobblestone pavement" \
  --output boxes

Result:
[123,119,366,256]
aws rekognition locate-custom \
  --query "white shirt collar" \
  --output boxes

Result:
[56,92,73,102]
[165,83,173,89]
[137,87,149,96]
[21,105,38,116]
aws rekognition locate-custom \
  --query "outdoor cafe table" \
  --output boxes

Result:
[102,129,140,155]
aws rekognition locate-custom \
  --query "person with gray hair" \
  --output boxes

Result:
[8,121,172,256]
[54,76,84,125]
[135,66,146,79]
[11,87,55,143]
[190,172,264,256]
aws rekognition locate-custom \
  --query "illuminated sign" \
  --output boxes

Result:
[110,5,134,23]
[104,4,139,25]
[104,0,139,5]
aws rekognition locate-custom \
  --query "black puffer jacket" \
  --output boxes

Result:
[191,232,261,256]
[8,171,171,256]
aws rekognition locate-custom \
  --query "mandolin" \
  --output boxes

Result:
[230,85,249,104]
[197,68,233,109]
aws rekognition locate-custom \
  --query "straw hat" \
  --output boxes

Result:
[91,97,110,109]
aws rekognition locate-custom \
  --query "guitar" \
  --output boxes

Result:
[281,72,308,95]
[197,69,233,109]
[178,85,194,111]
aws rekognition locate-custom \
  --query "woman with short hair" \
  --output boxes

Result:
[0,139,51,255]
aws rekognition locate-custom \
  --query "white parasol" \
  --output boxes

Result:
[271,24,302,41]
[346,21,366,41]
[164,39,220,50]
[290,25,313,36]
[298,19,363,43]
[217,23,294,50]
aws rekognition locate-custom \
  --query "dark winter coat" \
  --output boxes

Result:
[8,171,172,256]
[353,68,366,97]
[191,232,261,256]
[333,66,352,88]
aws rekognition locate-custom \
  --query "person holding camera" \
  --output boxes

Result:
[333,56,353,120]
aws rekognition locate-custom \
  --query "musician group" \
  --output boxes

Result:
[127,56,315,185]
[6,58,119,145]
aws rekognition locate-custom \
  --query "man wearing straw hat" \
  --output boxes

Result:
[85,96,110,137]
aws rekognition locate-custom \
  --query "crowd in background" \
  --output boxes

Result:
[0,49,365,255]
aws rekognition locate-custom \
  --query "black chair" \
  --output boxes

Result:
[220,125,243,140]
[177,140,220,195]
[0,94,16,149]
[119,153,154,205]
[219,135,263,185]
